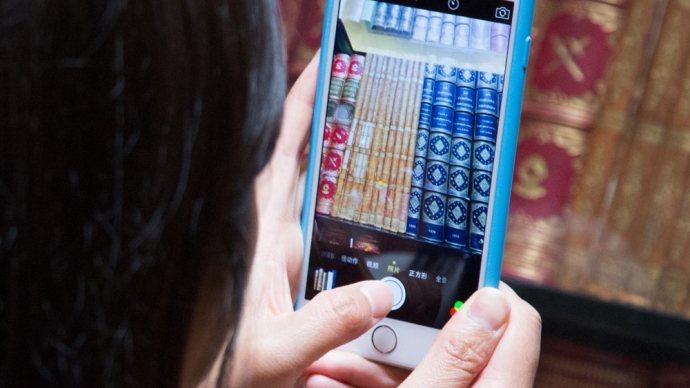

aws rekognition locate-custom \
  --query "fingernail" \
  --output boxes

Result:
[468,288,510,331]
[360,281,393,319]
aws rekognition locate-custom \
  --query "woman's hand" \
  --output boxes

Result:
[229,55,394,387]
[304,282,542,387]
[230,54,541,388]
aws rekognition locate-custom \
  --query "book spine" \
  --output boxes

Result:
[418,65,457,243]
[445,68,476,248]
[557,0,666,291]
[440,14,456,45]
[426,12,443,43]
[371,3,388,31]
[333,54,365,127]
[420,189,448,243]
[326,53,351,122]
[469,19,491,50]
[453,16,471,48]
[412,9,430,41]
[468,72,499,252]
[317,268,324,291]
[315,148,344,215]
[383,4,402,31]
[406,62,437,236]
[490,23,510,53]
[656,177,690,317]
[313,269,320,291]
[326,271,334,291]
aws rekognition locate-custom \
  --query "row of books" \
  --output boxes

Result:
[318,53,424,235]
[342,0,510,52]
[312,268,336,291]
[406,64,504,253]
[408,10,509,53]
[316,51,504,253]
[316,52,366,216]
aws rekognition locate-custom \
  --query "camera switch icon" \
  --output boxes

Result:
[495,6,511,20]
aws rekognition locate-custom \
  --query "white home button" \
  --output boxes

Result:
[381,276,406,310]
[372,325,397,354]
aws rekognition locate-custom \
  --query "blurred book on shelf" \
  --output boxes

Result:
[501,0,632,284]
[502,0,690,321]
[558,0,669,299]
[281,0,326,83]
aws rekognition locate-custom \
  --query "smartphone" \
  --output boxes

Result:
[296,0,534,369]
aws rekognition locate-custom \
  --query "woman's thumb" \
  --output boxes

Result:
[401,287,511,387]
[274,281,393,372]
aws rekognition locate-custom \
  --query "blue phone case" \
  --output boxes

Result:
[301,0,535,289]
[482,0,535,287]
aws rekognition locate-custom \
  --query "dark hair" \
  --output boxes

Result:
[0,0,285,386]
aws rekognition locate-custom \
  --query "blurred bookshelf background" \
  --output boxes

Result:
[281,0,690,385]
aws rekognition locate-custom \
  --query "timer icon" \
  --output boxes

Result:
[448,0,460,10]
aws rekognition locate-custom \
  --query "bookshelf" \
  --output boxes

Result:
[505,278,690,366]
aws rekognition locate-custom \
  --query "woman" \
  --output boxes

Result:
[0,0,541,386]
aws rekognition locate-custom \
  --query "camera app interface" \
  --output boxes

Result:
[307,0,514,328]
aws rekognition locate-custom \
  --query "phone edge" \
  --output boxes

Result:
[480,0,535,289]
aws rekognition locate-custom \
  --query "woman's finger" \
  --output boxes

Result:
[274,53,319,176]
[255,53,319,220]
[245,281,392,384]
[471,283,542,388]
[400,287,511,387]
[304,350,409,388]
[303,374,356,388]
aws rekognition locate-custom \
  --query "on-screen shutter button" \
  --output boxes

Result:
[381,276,406,311]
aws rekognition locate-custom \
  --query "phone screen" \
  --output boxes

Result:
[305,0,515,329]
